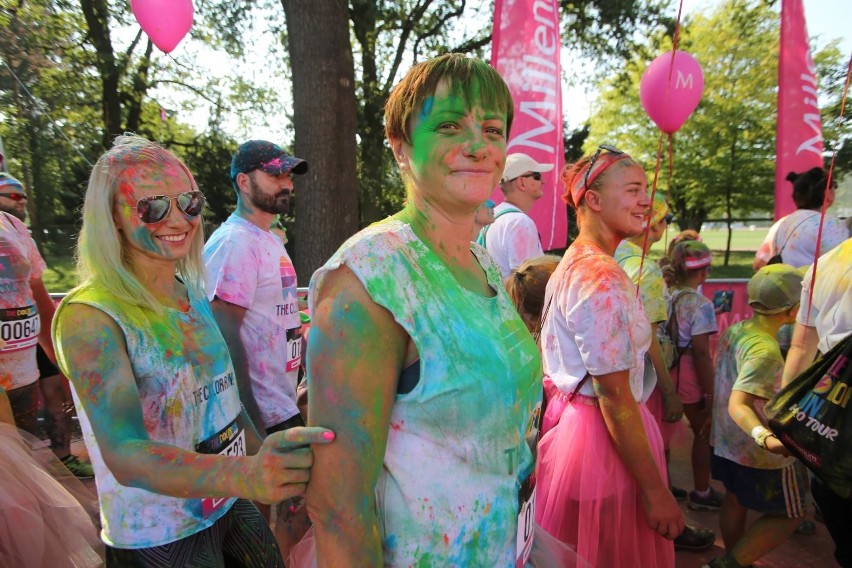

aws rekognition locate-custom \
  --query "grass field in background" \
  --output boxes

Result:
[41,227,768,294]
[42,256,78,294]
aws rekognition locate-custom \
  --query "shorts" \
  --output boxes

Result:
[36,344,60,378]
[711,452,806,518]
[673,352,704,405]
[266,412,305,435]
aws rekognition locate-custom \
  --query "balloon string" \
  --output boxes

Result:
[636,129,666,298]
[805,50,852,325]
[638,0,684,297]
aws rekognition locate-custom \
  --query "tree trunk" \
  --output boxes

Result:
[80,0,122,148]
[281,0,360,279]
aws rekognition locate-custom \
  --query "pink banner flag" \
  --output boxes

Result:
[775,0,824,220]
[491,0,566,249]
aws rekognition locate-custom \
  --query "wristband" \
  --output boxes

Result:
[751,425,773,449]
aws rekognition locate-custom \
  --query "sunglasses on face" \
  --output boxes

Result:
[131,191,206,224]
[0,192,26,201]
[584,144,625,191]
[520,172,542,181]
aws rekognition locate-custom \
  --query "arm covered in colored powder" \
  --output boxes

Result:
[594,371,685,539]
[647,327,683,421]
[782,323,819,387]
[55,303,333,503]
[306,265,406,567]
[210,298,267,436]
[728,390,788,455]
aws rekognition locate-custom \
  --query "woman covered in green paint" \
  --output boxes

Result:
[301,54,548,567]
[52,134,334,567]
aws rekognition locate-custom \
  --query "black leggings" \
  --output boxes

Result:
[105,499,283,568]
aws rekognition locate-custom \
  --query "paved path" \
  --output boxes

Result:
[668,423,839,568]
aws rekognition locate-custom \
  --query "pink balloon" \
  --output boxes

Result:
[131,0,194,54]
[640,51,704,134]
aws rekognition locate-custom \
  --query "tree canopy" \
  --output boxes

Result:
[585,0,848,263]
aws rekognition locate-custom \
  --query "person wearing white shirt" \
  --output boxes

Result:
[481,153,552,278]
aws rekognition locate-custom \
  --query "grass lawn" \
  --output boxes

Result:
[42,255,78,294]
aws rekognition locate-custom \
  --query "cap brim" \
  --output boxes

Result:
[531,164,555,174]
[260,157,308,176]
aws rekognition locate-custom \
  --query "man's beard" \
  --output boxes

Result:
[0,203,26,221]
[248,178,291,216]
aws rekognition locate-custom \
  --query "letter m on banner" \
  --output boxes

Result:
[491,0,566,250]
[775,0,824,220]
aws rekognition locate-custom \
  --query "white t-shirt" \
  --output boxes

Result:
[0,213,46,390]
[483,202,543,279]
[755,209,849,268]
[204,215,301,429]
[541,241,654,402]
[310,219,540,566]
[797,237,852,354]
[669,288,718,348]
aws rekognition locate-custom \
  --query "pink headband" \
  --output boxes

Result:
[683,256,712,270]
[570,150,630,207]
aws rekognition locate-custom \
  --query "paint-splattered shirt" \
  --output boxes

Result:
[541,240,654,401]
[755,210,848,269]
[310,218,541,567]
[483,202,543,278]
[797,236,852,353]
[204,214,301,429]
[711,321,794,469]
[0,213,46,390]
[615,239,669,324]
[669,288,717,348]
[54,282,242,548]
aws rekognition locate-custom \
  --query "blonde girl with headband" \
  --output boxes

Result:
[666,240,722,512]
[535,145,683,567]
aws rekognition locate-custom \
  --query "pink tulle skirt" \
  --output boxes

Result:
[0,423,103,567]
[535,393,675,568]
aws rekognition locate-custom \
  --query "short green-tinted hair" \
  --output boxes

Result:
[384,53,514,145]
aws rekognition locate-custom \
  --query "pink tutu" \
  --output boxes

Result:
[535,395,675,568]
[0,423,103,567]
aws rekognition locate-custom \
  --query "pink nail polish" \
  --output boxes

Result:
[322,431,335,441]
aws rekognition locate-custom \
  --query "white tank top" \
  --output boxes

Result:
[56,283,242,548]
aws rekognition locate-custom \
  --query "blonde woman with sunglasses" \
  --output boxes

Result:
[535,145,684,567]
[52,134,333,567]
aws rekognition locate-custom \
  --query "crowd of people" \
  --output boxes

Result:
[0,52,850,568]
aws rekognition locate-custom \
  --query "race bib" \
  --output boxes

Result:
[516,473,535,567]
[195,419,245,517]
[285,326,302,373]
[0,304,39,353]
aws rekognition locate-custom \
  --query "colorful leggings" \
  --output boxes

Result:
[105,499,283,568]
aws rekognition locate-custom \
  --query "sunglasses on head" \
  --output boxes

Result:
[520,172,542,181]
[0,192,26,201]
[131,191,206,224]
[584,144,625,191]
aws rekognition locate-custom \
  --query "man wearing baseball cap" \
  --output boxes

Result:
[479,153,553,278]
[203,140,310,550]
